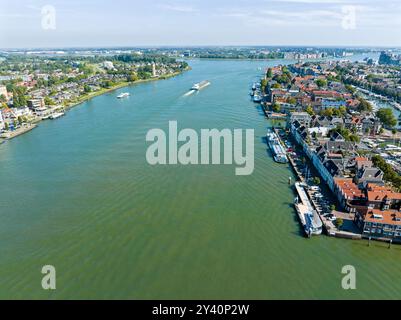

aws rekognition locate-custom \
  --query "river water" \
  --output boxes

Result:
[1,58,401,299]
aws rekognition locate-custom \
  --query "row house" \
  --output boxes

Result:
[291,120,356,193]
[320,98,346,109]
[310,115,344,128]
[361,117,382,135]
[289,112,311,128]
[355,208,401,241]
[312,138,355,192]
[333,178,366,212]
[366,184,401,211]
[355,166,384,189]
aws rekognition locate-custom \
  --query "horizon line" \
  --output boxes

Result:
[1,45,401,51]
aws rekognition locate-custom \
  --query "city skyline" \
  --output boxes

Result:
[1,0,401,48]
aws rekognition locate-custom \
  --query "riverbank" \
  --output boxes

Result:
[64,68,190,111]
[0,123,38,140]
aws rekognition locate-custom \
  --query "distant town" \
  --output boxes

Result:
[0,51,188,141]
[256,50,401,243]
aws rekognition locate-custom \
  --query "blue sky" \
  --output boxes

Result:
[1,0,400,48]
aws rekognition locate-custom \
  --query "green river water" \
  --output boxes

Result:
[1,59,401,299]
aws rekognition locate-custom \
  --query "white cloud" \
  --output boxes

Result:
[161,4,197,13]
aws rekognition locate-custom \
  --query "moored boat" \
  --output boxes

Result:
[117,92,130,99]
[294,182,323,237]
[266,129,288,164]
[49,112,65,120]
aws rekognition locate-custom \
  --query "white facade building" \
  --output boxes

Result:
[0,109,5,130]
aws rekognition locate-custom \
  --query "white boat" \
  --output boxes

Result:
[191,81,210,91]
[294,182,323,237]
[117,92,130,99]
[266,130,288,164]
[49,112,65,120]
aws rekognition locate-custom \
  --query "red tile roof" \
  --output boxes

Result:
[361,208,401,226]
[334,178,365,200]
[366,184,401,202]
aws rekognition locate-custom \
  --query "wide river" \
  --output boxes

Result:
[1,58,401,299]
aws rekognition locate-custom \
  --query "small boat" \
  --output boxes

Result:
[266,129,288,164]
[49,112,65,120]
[294,182,323,237]
[253,95,262,103]
[117,92,130,99]
[191,81,210,91]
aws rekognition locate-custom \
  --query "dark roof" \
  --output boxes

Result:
[330,132,345,141]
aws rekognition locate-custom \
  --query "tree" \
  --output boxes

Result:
[287,97,296,105]
[83,84,92,93]
[260,79,268,94]
[101,80,113,88]
[332,108,342,117]
[328,125,360,142]
[272,102,281,113]
[306,105,315,116]
[376,108,397,128]
[272,83,281,89]
[392,129,398,144]
[339,106,347,116]
[315,79,327,88]
[349,134,360,143]
[321,108,334,117]
[330,204,336,211]
[312,177,321,185]
[266,68,273,78]
[336,218,344,230]
[44,96,55,106]
[372,155,401,191]
[345,84,356,94]
[357,97,373,113]
[4,122,9,131]
[12,87,27,108]
[127,73,139,82]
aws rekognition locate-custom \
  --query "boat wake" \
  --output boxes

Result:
[183,90,196,97]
